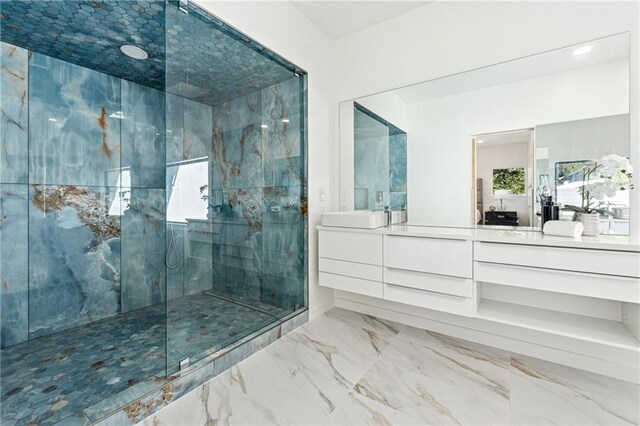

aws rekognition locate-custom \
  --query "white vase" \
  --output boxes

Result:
[577,212,600,236]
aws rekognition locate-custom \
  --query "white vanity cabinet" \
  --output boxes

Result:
[318,229,383,298]
[474,240,640,355]
[383,235,474,316]
[318,225,640,382]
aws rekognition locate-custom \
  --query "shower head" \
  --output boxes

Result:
[167,81,210,100]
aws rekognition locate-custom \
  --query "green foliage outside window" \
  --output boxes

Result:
[493,168,525,195]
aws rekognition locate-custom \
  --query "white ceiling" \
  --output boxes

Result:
[289,1,429,40]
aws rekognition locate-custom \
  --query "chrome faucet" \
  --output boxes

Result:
[384,206,391,226]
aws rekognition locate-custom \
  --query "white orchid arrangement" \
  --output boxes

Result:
[563,154,634,216]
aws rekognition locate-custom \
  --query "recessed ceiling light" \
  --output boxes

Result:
[572,45,592,56]
[477,139,484,144]
[261,124,268,129]
[282,118,290,123]
[120,45,148,60]
[48,118,57,122]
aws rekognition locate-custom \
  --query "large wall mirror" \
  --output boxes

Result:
[339,33,631,234]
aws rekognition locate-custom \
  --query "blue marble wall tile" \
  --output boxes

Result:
[29,53,122,187]
[205,78,305,310]
[165,94,185,164]
[354,128,389,210]
[211,92,262,190]
[0,42,28,184]
[390,192,407,210]
[184,219,214,296]
[28,185,121,337]
[166,223,185,301]
[121,80,165,189]
[121,188,166,313]
[262,78,304,188]
[183,99,212,161]
[389,132,407,194]
[210,188,262,300]
[353,106,407,210]
[262,187,305,310]
[354,188,370,210]
[0,184,29,347]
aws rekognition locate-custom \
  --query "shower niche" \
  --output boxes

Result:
[0,1,308,424]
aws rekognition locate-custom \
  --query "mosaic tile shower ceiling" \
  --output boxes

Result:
[0,0,297,105]
[0,0,308,423]
[354,103,407,210]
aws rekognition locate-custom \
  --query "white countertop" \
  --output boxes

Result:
[317,224,640,252]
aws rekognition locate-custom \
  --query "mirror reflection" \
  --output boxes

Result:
[353,102,407,211]
[341,32,630,234]
[473,129,534,226]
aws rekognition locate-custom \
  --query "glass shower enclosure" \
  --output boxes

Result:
[0,1,307,424]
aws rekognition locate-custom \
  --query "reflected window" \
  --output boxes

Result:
[166,158,209,223]
[555,160,630,208]
[108,168,130,216]
[492,167,525,195]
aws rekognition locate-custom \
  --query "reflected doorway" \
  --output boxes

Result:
[472,129,535,227]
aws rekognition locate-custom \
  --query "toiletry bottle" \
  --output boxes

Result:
[541,197,559,226]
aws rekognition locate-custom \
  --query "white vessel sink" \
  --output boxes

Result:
[321,211,386,229]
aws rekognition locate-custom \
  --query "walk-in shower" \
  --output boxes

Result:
[0,1,308,424]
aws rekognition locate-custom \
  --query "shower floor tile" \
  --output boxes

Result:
[0,292,288,426]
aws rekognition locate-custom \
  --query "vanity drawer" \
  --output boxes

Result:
[384,235,472,278]
[475,261,640,303]
[384,283,474,317]
[384,267,472,298]
[319,230,382,265]
[320,258,382,282]
[319,272,383,298]
[474,241,640,278]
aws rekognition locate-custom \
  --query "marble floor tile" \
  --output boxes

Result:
[216,342,350,424]
[141,370,293,426]
[510,356,639,425]
[386,326,510,406]
[265,308,403,389]
[325,392,423,426]
[138,308,640,426]
[353,356,509,425]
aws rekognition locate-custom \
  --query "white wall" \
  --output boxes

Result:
[356,91,408,131]
[197,1,336,318]
[334,0,639,239]
[477,142,530,225]
[406,59,628,226]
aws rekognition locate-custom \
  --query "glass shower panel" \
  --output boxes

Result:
[164,1,307,370]
[1,0,307,422]
[1,29,167,425]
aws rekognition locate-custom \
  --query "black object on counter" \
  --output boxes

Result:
[485,211,519,226]
[541,196,560,226]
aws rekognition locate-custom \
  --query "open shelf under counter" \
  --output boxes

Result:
[476,299,640,351]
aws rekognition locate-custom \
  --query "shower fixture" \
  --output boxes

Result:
[167,71,210,99]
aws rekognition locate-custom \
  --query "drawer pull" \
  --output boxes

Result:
[385,282,466,299]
